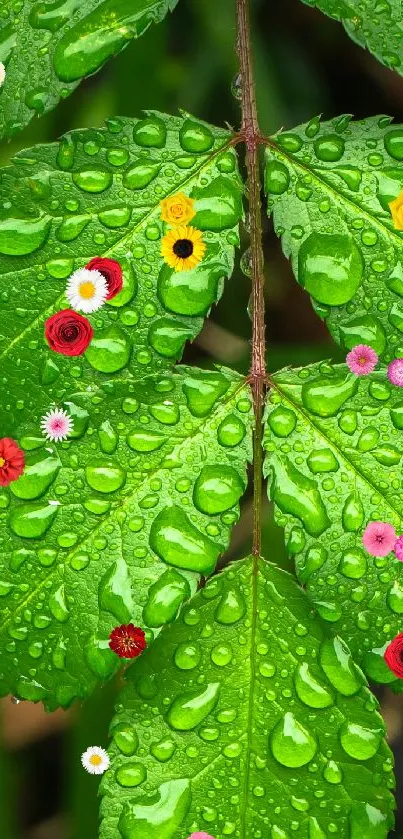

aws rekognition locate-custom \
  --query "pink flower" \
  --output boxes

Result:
[187,835,215,839]
[388,358,403,387]
[41,408,73,442]
[346,344,378,376]
[395,535,403,562]
[362,521,397,557]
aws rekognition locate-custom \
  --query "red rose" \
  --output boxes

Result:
[384,633,403,678]
[85,257,123,300]
[109,624,147,659]
[0,438,25,486]
[45,309,93,356]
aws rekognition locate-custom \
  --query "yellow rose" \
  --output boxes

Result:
[160,192,195,225]
[389,190,403,229]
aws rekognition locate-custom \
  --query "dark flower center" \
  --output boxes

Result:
[63,325,80,341]
[173,238,194,259]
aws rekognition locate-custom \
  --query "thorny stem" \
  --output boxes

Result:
[236,0,267,557]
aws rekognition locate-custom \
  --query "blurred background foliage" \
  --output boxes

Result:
[1,0,402,835]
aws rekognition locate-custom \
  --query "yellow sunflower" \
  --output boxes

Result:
[161,225,206,272]
[390,190,403,229]
[160,192,195,225]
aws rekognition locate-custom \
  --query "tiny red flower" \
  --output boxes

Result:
[109,624,146,659]
[85,258,123,300]
[384,633,403,678]
[0,438,25,487]
[45,309,93,356]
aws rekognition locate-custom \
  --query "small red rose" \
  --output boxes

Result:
[0,438,25,486]
[109,624,147,659]
[384,632,403,678]
[45,309,93,356]
[85,257,123,300]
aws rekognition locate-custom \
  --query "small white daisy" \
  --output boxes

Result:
[65,267,108,314]
[81,746,110,775]
[41,408,73,442]
[0,63,6,88]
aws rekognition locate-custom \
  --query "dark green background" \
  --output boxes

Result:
[0,0,402,836]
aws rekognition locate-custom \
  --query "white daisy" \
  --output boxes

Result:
[0,63,6,88]
[81,746,110,775]
[41,408,73,442]
[65,267,108,313]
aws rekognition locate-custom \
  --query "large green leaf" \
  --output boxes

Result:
[264,359,403,689]
[0,112,241,393]
[265,115,403,360]
[300,0,403,75]
[0,366,252,710]
[100,557,395,839]
[0,0,179,140]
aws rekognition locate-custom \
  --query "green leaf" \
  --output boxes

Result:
[100,557,395,839]
[0,1,179,140]
[0,366,252,709]
[265,114,403,359]
[0,113,241,390]
[264,359,403,689]
[300,0,403,75]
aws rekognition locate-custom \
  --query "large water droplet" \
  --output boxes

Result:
[148,318,193,359]
[182,371,229,417]
[72,170,112,193]
[350,803,391,839]
[158,262,225,316]
[215,586,246,624]
[387,580,403,614]
[270,456,330,536]
[9,502,58,539]
[217,414,246,447]
[99,558,134,622]
[123,162,161,190]
[10,451,60,500]
[193,465,245,515]
[112,723,138,756]
[85,327,131,372]
[320,637,365,696]
[167,682,220,730]
[143,569,190,627]
[301,373,358,417]
[85,461,126,493]
[339,548,367,579]
[342,492,364,532]
[294,662,334,708]
[134,116,167,148]
[118,779,191,839]
[298,233,363,304]
[127,429,167,452]
[116,763,147,788]
[179,119,213,153]
[149,506,219,574]
[49,583,69,622]
[265,161,290,195]
[270,712,317,768]
[0,214,51,255]
[339,721,382,760]
[192,176,242,231]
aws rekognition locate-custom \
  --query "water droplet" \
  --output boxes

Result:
[72,170,112,193]
[158,261,225,316]
[49,583,69,622]
[270,712,317,768]
[350,803,391,839]
[298,233,363,304]
[118,779,191,839]
[193,176,242,231]
[339,315,386,355]
[342,492,364,531]
[339,721,382,760]
[85,461,126,494]
[182,371,229,417]
[99,559,134,622]
[134,116,167,148]
[314,134,345,161]
[217,414,246,447]
[0,214,51,255]
[270,456,330,536]
[149,506,219,574]
[268,406,297,438]
[301,372,358,417]
[387,580,403,614]
[116,763,147,788]
[150,739,176,762]
[123,162,161,190]
[265,161,290,194]
[143,569,190,627]
[384,129,403,159]
[10,451,60,500]
[323,760,343,784]
[99,420,118,454]
[179,119,213,153]
[127,429,166,453]
[112,723,138,756]
[167,682,220,730]
[307,448,338,473]
[294,662,334,708]
[9,502,58,539]
[211,643,233,666]
[148,318,193,359]
[29,0,81,32]
[85,327,131,372]
[339,548,367,579]
[320,636,364,696]
[174,642,201,670]
[215,586,246,624]
[193,465,245,515]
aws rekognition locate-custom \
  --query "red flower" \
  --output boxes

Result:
[384,633,403,678]
[109,624,146,659]
[85,258,123,300]
[45,309,93,356]
[0,438,25,487]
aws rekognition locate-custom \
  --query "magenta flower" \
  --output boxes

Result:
[395,535,403,562]
[362,521,397,557]
[388,358,403,387]
[187,835,215,839]
[346,344,378,376]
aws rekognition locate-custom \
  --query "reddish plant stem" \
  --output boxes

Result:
[236,0,267,557]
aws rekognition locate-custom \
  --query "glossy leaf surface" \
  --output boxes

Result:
[100,557,394,839]
[300,0,403,76]
[0,0,179,140]
[264,360,403,689]
[0,366,252,709]
[265,115,403,360]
